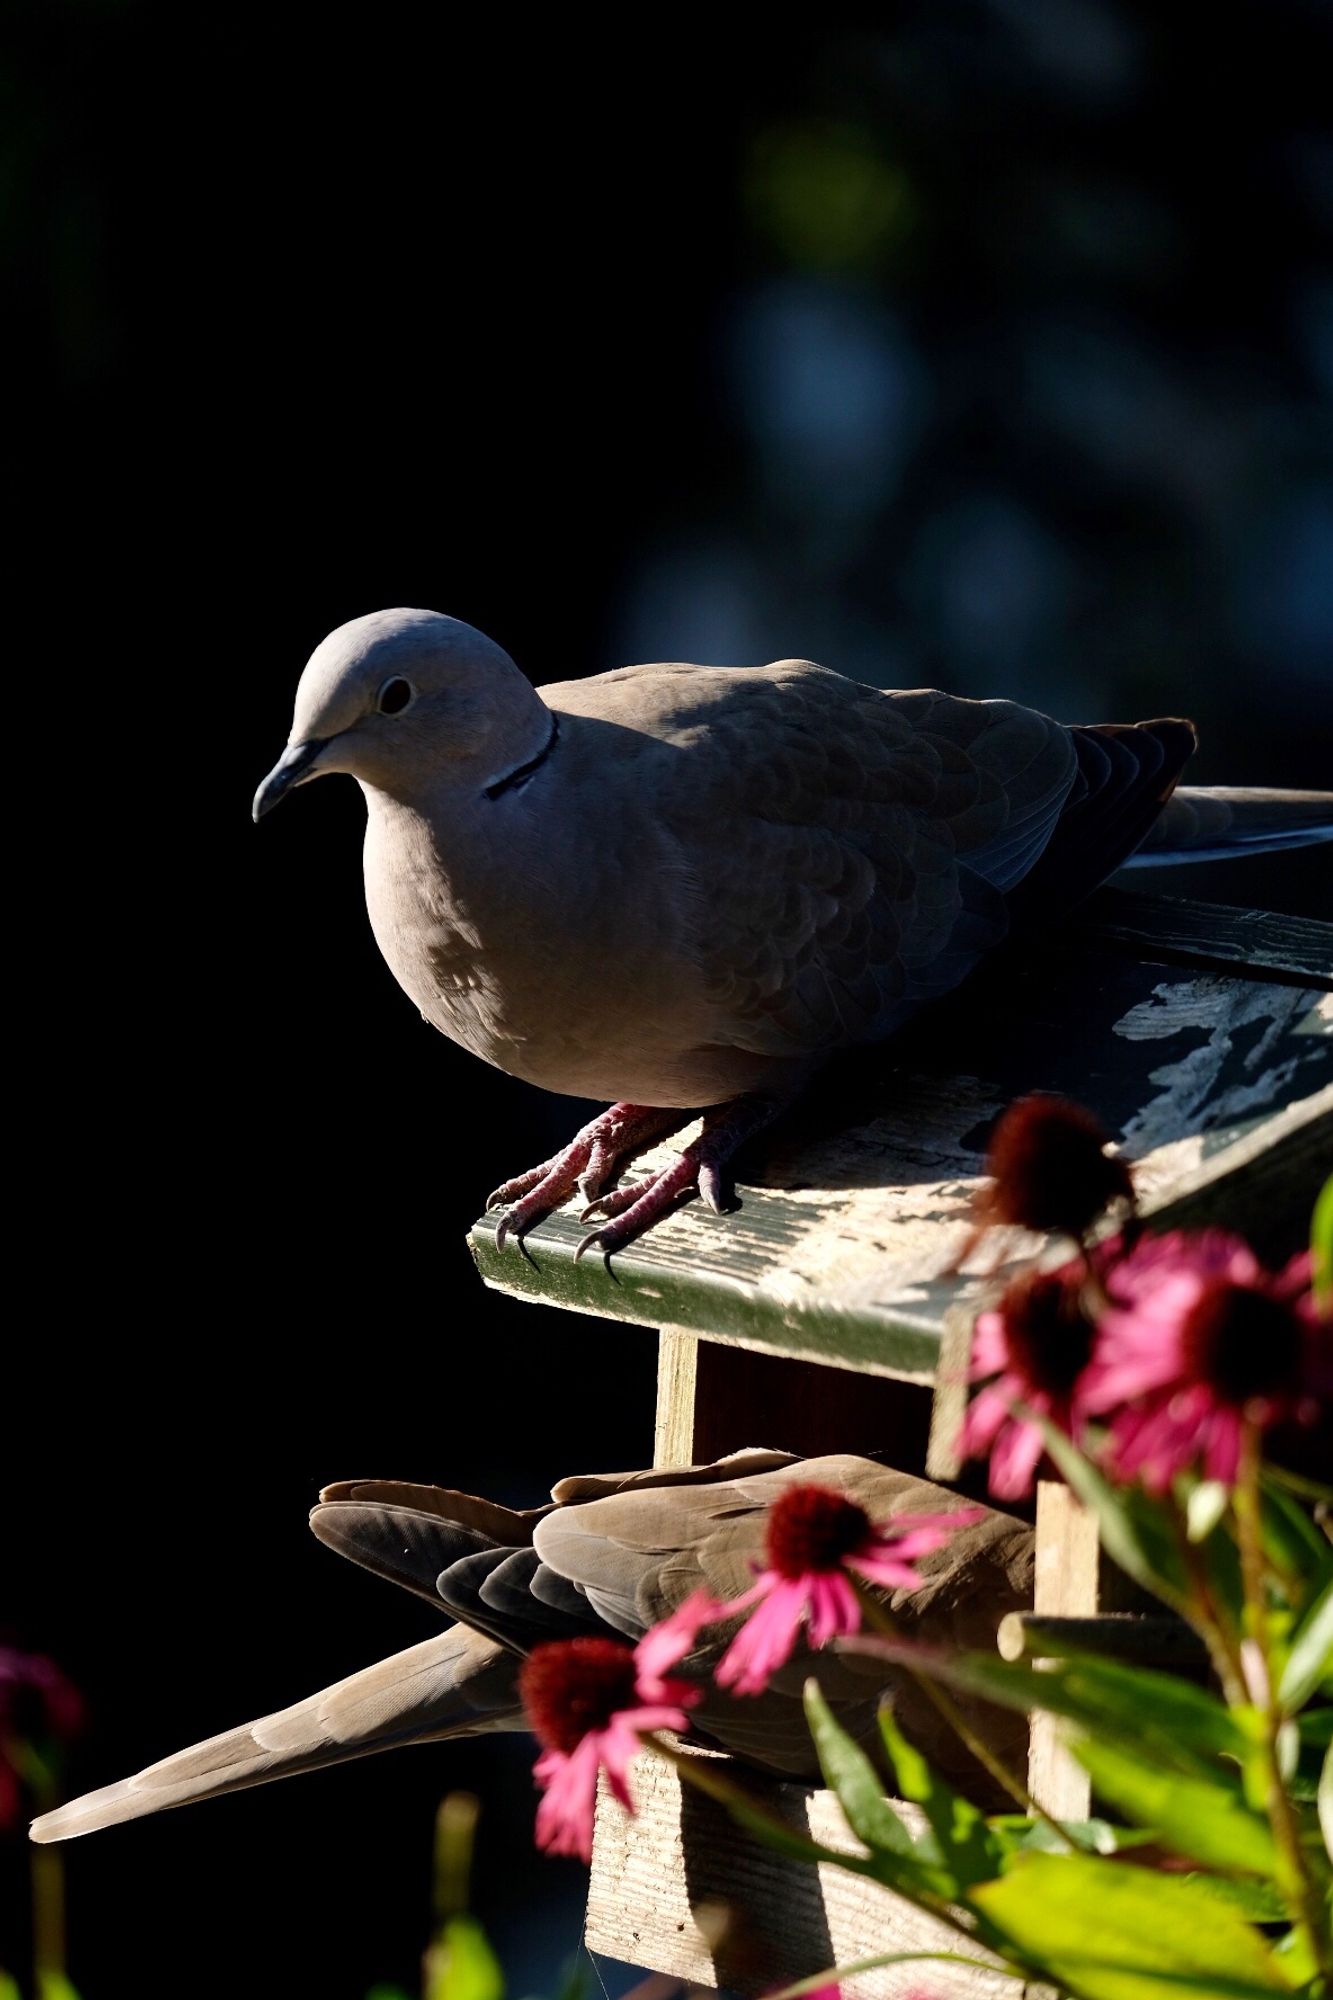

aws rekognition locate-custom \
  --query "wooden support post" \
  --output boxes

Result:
[585,1749,1013,1998]
[655,1327,700,1467]
[1027,1482,1100,1818]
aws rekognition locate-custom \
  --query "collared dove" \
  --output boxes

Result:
[252,609,1332,1252]
[30,1452,1035,1842]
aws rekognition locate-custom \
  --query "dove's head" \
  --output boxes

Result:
[252,608,550,819]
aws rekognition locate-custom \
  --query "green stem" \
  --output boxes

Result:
[1234,1421,1331,1981]
[22,1757,67,1994]
[851,1583,1072,1848]
[1170,1509,1248,1708]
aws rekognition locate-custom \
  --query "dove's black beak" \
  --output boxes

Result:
[252,740,328,822]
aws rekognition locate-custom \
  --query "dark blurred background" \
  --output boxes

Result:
[5,1,1331,1994]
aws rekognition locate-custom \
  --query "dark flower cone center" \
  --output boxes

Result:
[519,1638,639,1754]
[983,1094,1133,1238]
[1181,1281,1304,1405]
[998,1269,1096,1400]
[766,1485,871,1579]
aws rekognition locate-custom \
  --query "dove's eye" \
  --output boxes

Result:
[378,677,414,716]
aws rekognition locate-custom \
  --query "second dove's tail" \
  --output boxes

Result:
[1121,787,1333,868]
[28,1625,521,1844]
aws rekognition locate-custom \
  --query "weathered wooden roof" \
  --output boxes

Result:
[470,888,1332,1381]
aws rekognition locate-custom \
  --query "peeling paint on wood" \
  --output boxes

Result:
[471,898,1332,1377]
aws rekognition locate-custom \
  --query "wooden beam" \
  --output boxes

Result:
[585,1749,1012,1998]
[1073,887,1333,988]
[998,1611,1205,1667]
[1027,1484,1100,1818]
[654,1328,699,1468]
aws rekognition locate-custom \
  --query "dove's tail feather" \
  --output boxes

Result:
[1004,716,1199,922]
[1120,787,1333,867]
[29,1626,520,1844]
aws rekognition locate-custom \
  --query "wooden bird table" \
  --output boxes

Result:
[470,887,1332,1997]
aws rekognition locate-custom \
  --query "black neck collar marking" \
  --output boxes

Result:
[484,711,560,801]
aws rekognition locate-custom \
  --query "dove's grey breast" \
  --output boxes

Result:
[359,707,747,1104]
[359,658,1080,1107]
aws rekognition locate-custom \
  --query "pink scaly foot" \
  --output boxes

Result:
[487,1103,691,1250]
[573,1090,789,1263]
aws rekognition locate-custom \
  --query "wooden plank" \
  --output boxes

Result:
[998,1612,1205,1667]
[654,1329,699,1468]
[471,940,1331,1380]
[585,1749,1012,1998]
[1074,887,1333,988]
[1027,1486,1099,1819]
[925,1305,977,1482]
[1134,1079,1333,1264]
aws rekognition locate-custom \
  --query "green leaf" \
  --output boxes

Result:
[425,1917,504,2000]
[1075,1738,1279,1877]
[1036,1422,1188,1609]
[988,1814,1154,1857]
[1260,1480,1333,1586]
[865,1640,1251,1773]
[1181,1875,1287,1923]
[802,1683,920,1859]
[1273,1924,1319,1989]
[875,1705,997,1889]
[876,1700,933,1803]
[37,1979,81,2000]
[0,1977,22,2000]
[973,1852,1291,1997]
[1278,1580,1333,1712]
[1298,1705,1332,1747]
[550,1956,588,2000]
[1312,1171,1333,1314]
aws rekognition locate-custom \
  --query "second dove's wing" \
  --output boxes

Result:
[533,1453,1035,1788]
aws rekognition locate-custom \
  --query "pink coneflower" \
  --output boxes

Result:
[1081,1231,1329,1491]
[636,1484,983,1698]
[0,1647,85,1832]
[958,1263,1099,1498]
[974,1095,1134,1240]
[519,1636,697,1863]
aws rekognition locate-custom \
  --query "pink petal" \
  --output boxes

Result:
[989,1414,1047,1499]
[1202,1410,1242,1487]
[968,1313,1010,1376]
[849,1550,924,1590]
[806,1570,862,1647]
[876,1507,987,1559]
[1080,1346,1182,1409]
[596,1719,641,1812]
[533,1735,603,1862]
[959,1377,1018,1455]
[634,1589,724,1696]
[612,1703,695,1743]
[1111,1387,1214,1493]
[1106,1399,1186,1485]
[715,1577,809,1694]
[1275,1250,1313,1300]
